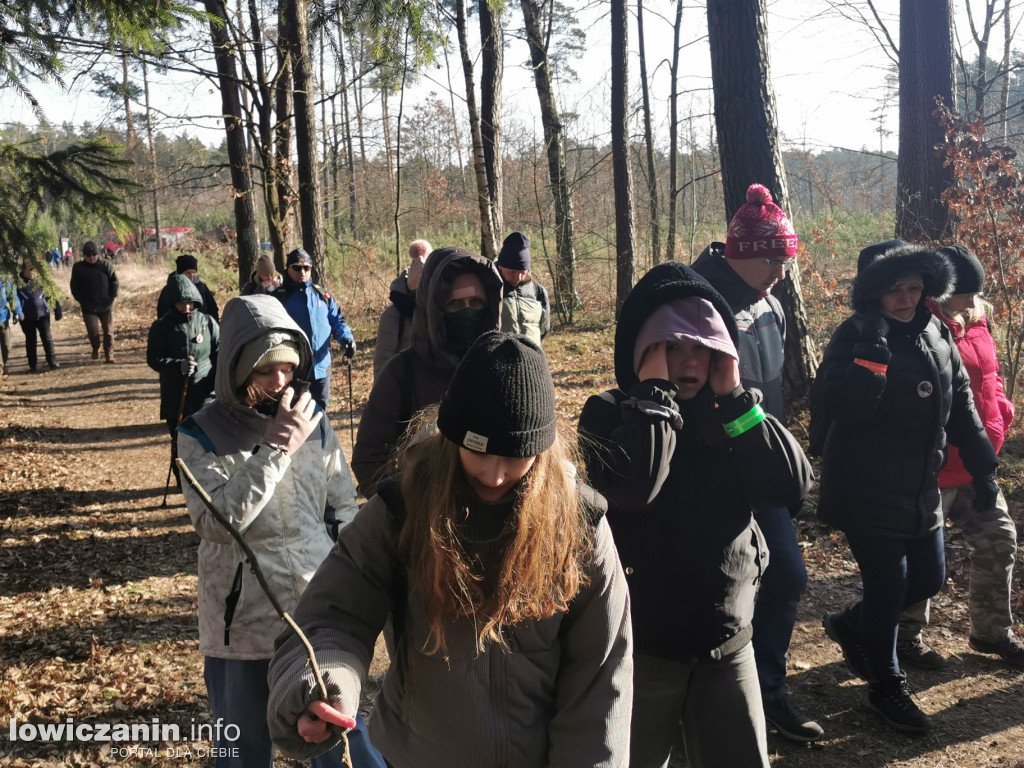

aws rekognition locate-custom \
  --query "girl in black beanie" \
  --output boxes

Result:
[267,331,632,768]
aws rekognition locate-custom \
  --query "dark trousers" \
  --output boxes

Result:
[751,507,808,701]
[309,365,332,410]
[843,528,946,678]
[22,316,56,369]
[82,310,114,353]
[1,319,11,371]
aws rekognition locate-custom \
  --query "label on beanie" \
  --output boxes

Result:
[733,237,797,253]
[463,431,489,453]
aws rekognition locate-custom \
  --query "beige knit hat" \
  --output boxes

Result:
[233,333,302,390]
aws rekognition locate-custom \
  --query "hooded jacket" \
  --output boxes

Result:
[372,267,417,381]
[70,257,118,313]
[157,270,219,321]
[272,275,353,380]
[578,262,812,661]
[812,244,998,538]
[146,275,219,422]
[927,304,1014,487]
[15,279,52,322]
[267,477,632,768]
[692,241,786,419]
[351,247,502,496]
[177,295,358,659]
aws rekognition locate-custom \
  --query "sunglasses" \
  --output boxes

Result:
[290,264,312,272]
[759,258,795,272]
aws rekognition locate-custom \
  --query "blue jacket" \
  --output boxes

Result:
[1,279,22,324]
[273,277,353,380]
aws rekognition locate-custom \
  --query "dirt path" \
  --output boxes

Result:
[1,262,1023,767]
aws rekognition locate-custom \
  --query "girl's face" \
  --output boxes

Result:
[249,362,295,398]
[945,292,981,313]
[459,448,537,503]
[665,339,712,401]
[880,279,924,322]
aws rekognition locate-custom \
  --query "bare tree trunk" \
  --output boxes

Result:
[611,0,634,314]
[394,30,410,269]
[337,22,358,238]
[120,50,146,252]
[521,0,579,319]
[707,0,817,401]
[205,0,260,285]
[1000,0,1011,141]
[456,0,499,259]
[141,58,161,258]
[275,22,295,260]
[895,0,954,241]
[666,0,683,263]
[637,0,661,268]
[285,0,326,274]
[479,0,503,257]
[382,85,394,183]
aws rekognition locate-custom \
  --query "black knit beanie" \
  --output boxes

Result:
[176,254,199,273]
[938,244,985,293]
[497,232,531,271]
[437,331,556,457]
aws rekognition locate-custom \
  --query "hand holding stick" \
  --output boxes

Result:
[174,458,356,762]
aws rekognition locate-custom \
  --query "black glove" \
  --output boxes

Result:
[343,337,356,359]
[972,474,999,512]
[180,359,198,377]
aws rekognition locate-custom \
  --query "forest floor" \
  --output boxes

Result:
[1,261,1023,768]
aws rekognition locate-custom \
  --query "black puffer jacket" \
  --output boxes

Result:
[813,244,997,538]
[579,262,813,661]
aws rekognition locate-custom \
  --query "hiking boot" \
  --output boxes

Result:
[104,353,116,364]
[763,695,824,742]
[969,634,1024,668]
[47,361,60,370]
[867,672,933,733]
[823,612,871,681]
[91,349,100,360]
[896,636,945,670]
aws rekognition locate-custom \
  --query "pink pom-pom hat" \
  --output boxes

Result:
[724,183,798,261]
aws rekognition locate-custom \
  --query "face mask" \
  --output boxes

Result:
[444,307,487,355]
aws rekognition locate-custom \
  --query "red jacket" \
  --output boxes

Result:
[930,302,1015,487]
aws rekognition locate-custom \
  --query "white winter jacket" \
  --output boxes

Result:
[178,295,359,659]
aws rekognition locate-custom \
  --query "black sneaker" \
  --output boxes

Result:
[823,612,871,681]
[763,696,824,742]
[867,673,933,733]
[896,636,945,670]
[969,634,1024,668]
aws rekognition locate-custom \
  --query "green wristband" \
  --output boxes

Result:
[722,404,766,438]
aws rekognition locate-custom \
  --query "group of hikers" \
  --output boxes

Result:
[166,184,1024,768]
[5,196,1019,766]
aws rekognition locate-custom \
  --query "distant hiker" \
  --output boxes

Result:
[351,246,502,497]
[241,254,283,296]
[177,294,376,768]
[63,249,72,268]
[17,264,61,372]
[157,254,219,321]
[146,274,219,475]
[267,331,632,768]
[1,274,24,376]
[496,231,550,346]
[69,240,118,363]
[692,183,821,742]
[579,261,812,767]
[895,244,1023,669]
[814,242,998,734]
[272,248,356,410]
[371,239,431,382]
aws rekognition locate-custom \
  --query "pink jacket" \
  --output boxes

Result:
[930,303,1015,487]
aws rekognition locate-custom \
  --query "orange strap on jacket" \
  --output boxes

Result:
[854,358,888,375]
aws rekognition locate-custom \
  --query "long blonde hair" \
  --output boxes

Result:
[938,295,993,339]
[397,420,590,656]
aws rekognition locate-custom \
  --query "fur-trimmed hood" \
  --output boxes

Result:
[851,243,954,313]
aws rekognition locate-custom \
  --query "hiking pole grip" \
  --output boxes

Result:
[174,458,330,702]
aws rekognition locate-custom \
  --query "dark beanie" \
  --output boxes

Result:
[286,248,312,266]
[938,244,985,293]
[437,331,556,458]
[857,239,909,275]
[497,232,531,271]
[176,254,199,273]
[82,241,98,257]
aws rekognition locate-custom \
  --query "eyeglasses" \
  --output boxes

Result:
[760,258,795,272]
[290,264,312,272]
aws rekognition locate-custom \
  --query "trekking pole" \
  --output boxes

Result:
[175,458,354,766]
[345,358,355,448]
[162,357,193,508]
